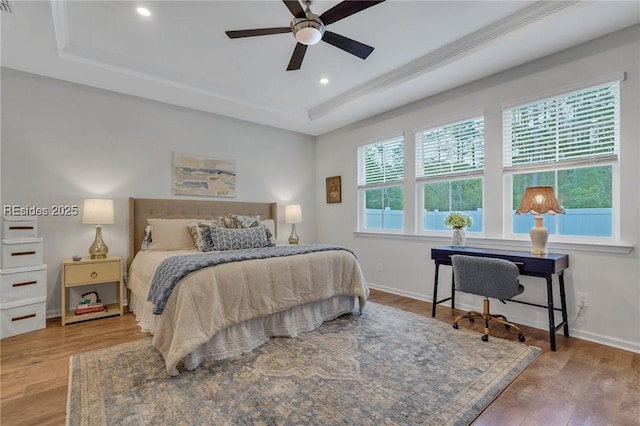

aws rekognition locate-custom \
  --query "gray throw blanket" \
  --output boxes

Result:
[148,244,353,314]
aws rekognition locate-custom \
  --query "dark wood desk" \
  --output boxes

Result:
[430,246,570,351]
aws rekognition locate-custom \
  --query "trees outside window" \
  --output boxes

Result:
[357,136,404,230]
[505,82,619,238]
[416,117,484,232]
[355,80,620,241]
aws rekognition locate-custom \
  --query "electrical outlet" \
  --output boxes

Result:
[577,292,589,308]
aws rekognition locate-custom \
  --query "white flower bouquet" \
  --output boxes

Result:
[444,212,472,229]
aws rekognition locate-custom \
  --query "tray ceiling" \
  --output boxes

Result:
[2,1,639,135]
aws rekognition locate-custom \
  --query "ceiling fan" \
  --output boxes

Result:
[225,0,385,71]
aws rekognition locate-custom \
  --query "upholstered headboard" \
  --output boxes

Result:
[127,198,277,269]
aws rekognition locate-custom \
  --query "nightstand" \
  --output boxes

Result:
[61,255,123,326]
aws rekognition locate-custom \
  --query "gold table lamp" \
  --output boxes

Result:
[82,199,114,259]
[284,204,302,245]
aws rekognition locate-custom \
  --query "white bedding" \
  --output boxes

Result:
[128,248,369,375]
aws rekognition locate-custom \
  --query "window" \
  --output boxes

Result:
[416,117,484,232]
[504,82,619,238]
[357,136,404,230]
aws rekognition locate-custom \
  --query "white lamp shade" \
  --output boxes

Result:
[284,204,302,223]
[82,199,114,225]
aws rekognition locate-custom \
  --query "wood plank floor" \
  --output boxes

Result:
[1,289,638,425]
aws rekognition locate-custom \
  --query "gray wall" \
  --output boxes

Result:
[1,69,316,314]
[316,25,640,353]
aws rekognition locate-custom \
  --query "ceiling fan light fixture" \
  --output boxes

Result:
[291,16,324,45]
[296,27,322,45]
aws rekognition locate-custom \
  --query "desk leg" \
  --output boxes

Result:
[546,275,557,351]
[559,272,569,337]
[432,263,440,317]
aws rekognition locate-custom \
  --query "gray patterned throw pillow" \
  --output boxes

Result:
[141,225,152,250]
[230,214,261,228]
[210,225,274,250]
[187,221,216,252]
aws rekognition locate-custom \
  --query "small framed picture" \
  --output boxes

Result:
[326,176,341,203]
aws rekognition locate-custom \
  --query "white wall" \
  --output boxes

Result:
[316,25,640,353]
[1,69,316,315]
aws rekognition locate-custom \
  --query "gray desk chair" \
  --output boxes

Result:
[451,254,526,343]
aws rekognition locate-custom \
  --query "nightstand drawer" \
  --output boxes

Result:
[64,261,120,285]
[0,264,47,304]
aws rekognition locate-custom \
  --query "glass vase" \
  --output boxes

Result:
[451,227,466,247]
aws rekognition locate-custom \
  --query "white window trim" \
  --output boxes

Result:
[502,79,621,243]
[414,116,485,235]
[356,134,405,232]
[352,72,630,251]
[353,231,633,255]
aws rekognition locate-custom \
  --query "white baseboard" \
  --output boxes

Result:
[567,329,640,354]
[367,283,432,303]
[367,282,640,354]
[47,309,62,319]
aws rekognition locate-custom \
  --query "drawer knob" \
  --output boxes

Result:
[90,271,98,278]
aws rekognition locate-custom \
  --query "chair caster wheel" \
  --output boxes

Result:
[518,334,526,342]
[481,335,489,342]
[452,323,459,329]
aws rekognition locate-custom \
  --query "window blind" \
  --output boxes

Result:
[357,136,404,187]
[415,117,484,179]
[503,82,619,169]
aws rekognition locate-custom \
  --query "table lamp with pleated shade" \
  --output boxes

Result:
[516,187,565,255]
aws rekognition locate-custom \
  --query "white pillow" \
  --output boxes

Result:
[147,218,196,251]
[260,219,277,245]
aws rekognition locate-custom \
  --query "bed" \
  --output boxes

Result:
[126,198,369,375]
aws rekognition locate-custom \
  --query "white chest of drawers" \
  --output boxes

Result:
[0,216,47,339]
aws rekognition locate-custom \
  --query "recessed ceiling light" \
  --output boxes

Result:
[319,77,330,85]
[136,7,151,17]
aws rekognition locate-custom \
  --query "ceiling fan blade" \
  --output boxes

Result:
[322,31,374,60]
[283,0,306,19]
[319,0,385,26]
[225,27,291,39]
[287,43,308,71]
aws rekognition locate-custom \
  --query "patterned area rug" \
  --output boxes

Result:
[66,302,541,426]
